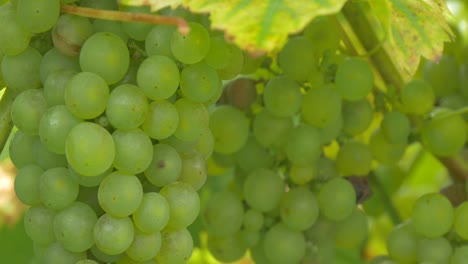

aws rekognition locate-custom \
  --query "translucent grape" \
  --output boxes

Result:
[401,79,435,115]
[202,191,244,236]
[94,214,135,255]
[263,223,306,264]
[222,78,257,111]
[39,167,79,210]
[1,47,42,92]
[335,58,374,101]
[195,127,214,160]
[112,129,153,174]
[244,168,284,212]
[145,25,176,58]
[133,192,170,234]
[207,233,247,263]
[278,36,317,82]
[280,187,319,231]
[154,228,193,264]
[336,141,372,176]
[24,205,56,245]
[137,55,180,100]
[160,182,200,230]
[0,6,30,55]
[342,98,373,135]
[411,193,454,237]
[417,237,452,264]
[14,164,44,205]
[171,22,210,64]
[11,89,47,135]
[106,84,148,129]
[141,100,179,140]
[217,44,244,80]
[204,36,230,69]
[144,143,182,187]
[179,150,207,190]
[263,76,302,117]
[52,14,94,56]
[9,131,36,168]
[180,62,219,103]
[16,0,60,33]
[318,177,356,221]
[285,124,322,165]
[302,83,342,127]
[126,230,162,262]
[174,98,209,142]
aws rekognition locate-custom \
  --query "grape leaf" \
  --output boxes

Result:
[120,0,348,54]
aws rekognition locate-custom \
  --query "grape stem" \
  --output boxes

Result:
[0,89,16,157]
[368,173,402,224]
[60,4,190,34]
[432,106,468,120]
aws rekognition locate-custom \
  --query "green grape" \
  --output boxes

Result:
[411,193,454,237]
[217,43,244,80]
[39,105,81,154]
[210,105,249,154]
[90,245,123,263]
[280,187,319,231]
[9,131,35,168]
[318,177,356,221]
[65,71,109,119]
[180,62,219,103]
[263,76,302,117]
[381,111,410,143]
[16,0,60,33]
[154,228,193,264]
[421,110,467,157]
[451,245,468,264]
[336,141,372,176]
[161,135,197,155]
[145,25,176,58]
[24,205,55,245]
[171,22,210,64]
[98,172,143,218]
[76,260,99,264]
[195,127,214,160]
[11,89,47,135]
[14,164,44,206]
[112,129,153,174]
[0,5,30,55]
[179,150,207,190]
[1,47,42,92]
[174,98,210,142]
[318,114,343,144]
[160,181,200,230]
[94,214,135,255]
[289,163,317,185]
[53,201,97,252]
[207,233,247,263]
[302,83,342,128]
[453,201,468,239]
[241,229,260,247]
[423,55,459,97]
[370,129,406,165]
[32,137,68,169]
[342,98,373,135]
[285,124,322,165]
[250,238,270,264]
[278,36,317,82]
[244,168,284,212]
[39,167,79,210]
[93,19,129,43]
[387,222,420,264]
[69,167,109,187]
[316,156,339,182]
[40,47,80,85]
[42,242,86,264]
[253,109,293,149]
[106,83,148,130]
[52,14,94,56]
[335,58,374,101]
[202,191,244,236]
[80,32,130,84]
[133,192,170,234]
[144,143,182,187]
[121,6,153,41]
[126,230,162,262]
[333,209,368,249]
[401,79,435,115]
[417,237,452,264]
[204,36,230,69]
[243,209,264,231]
[66,122,115,176]
[235,136,273,173]
[303,16,340,53]
[142,100,179,140]
[263,223,306,264]
[44,69,77,106]
[137,55,180,100]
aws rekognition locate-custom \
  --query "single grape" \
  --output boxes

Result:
[133,192,170,234]
[137,55,180,100]
[32,137,68,169]
[44,69,77,106]
[335,58,374,101]
[453,201,468,240]
[179,150,207,190]
[401,79,435,115]
[39,47,80,83]
[235,136,273,173]
[174,98,210,142]
[154,228,193,264]
[0,5,30,55]
[125,229,162,262]
[39,167,79,210]
[171,22,210,64]
[202,191,244,236]
[217,43,244,80]
[381,111,410,143]
[263,223,306,264]
[263,76,302,118]
[280,187,319,231]
[141,100,179,140]
[94,214,135,255]
[121,6,153,41]
[42,242,86,264]
[160,181,200,230]
[112,129,153,174]
[336,141,372,176]
[144,143,182,187]
[289,163,317,185]
[207,233,247,263]
[1,47,42,92]
[253,109,293,149]
[106,83,148,130]
[285,124,322,165]
[14,164,44,206]
[180,62,219,103]
[11,89,47,135]
[370,129,406,165]
[386,222,420,264]
[209,105,249,154]
[342,99,373,135]
[52,14,94,56]
[318,177,356,221]
[278,36,317,82]
[333,209,369,249]
[417,237,452,264]
[195,127,214,160]
[24,205,56,245]
[411,193,454,237]
[16,0,60,33]
[145,25,176,58]
[204,36,230,69]
[243,168,284,212]
[423,55,459,97]
[243,209,264,231]
[302,83,342,128]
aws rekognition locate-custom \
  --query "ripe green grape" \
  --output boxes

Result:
[207,233,247,263]
[278,36,317,82]
[302,83,342,128]
[243,168,284,212]
[342,99,373,135]
[285,124,322,165]
[243,209,264,231]
[1,47,42,92]
[333,209,368,249]
[381,111,410,144]
[0,5,30,55]
[39,105,81,154]
[11,89,47,135]
[160,181,200,230]
[318,177,356,221]
[423,55,459,97]
[417,237,452,264]
[53,201,97,252]
[39,167,79,210]
[32,137,68,169]
[280,187,319,231]
[125,230,162,262]
[386,222,420,264]
[80,32,130,84]
[93,19,128,43]
[263,76,302,117]
[44,69,77,106]
[16,0,60,33]
[174,98,209,142]
[209,105,249,154]
[40,47,81,84]
[303,16,340,53]
[144,143,182,187]
[336,141,372,176]
[411,193,454,238]
[180,62,219,103]
[94,214,135,255]
[52,14,94,56]
[9,130,34,168]
[202,191,244,236]
[453,201,468,240]
[318,113,343,144]
[64,71,109,119]
[217,43,244,80]
[370,129,406,165]
[335,58,374,101]
[263,223,306,264]
[112,129,153,174]
[133,192,170,234]
[235,136,273,173]
[65,122,115,176]
[142,100,179,140]
[154,228,193,264]
[195,127,214,160]
[14,164,44,206]
[171,22,210,64]
[90,245,123,263]
[42,242,86,264]
[289,163,317,185]
[253,109,293,149]
[106,83,149,130]
[98,172,143,218]
[179,150,207,190]
[401,79,435,115]
[145,25,176,58]
[24,205,56,245]
[204,36,230,69]
[137,55,180,100]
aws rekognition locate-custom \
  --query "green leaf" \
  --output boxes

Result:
[120,0,348,54]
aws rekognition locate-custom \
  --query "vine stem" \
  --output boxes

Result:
[433,106,468,120]
[60,4,190,34]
